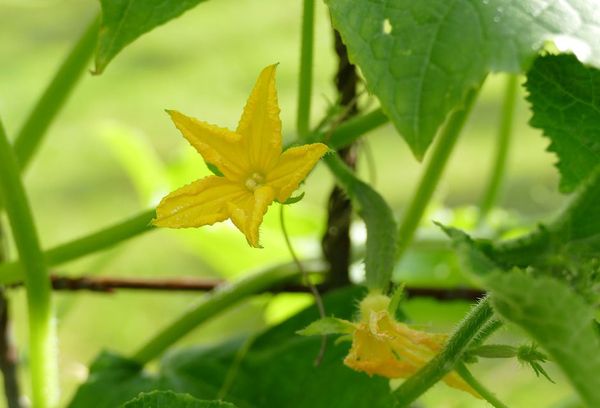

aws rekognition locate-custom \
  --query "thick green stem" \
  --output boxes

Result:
[132,264,301,364]
[0,210,155,285]
[478,75,519,224]
[305,108,388,147]
[0,121,55,407]
[14,16,99,170]
[296,0,315,138]
[394,297,493,406]
[396,87,480,262]
[326,108,388,149]
[456,363,508,408]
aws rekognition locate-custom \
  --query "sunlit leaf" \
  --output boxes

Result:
[297,317,355,336]
[327,0,600,159]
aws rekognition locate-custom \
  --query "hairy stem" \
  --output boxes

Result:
[296,0,315,138]
[0,120,56,407]
[0,209,155,285]
[396,86,481,262]
[478,74,519,224]
[456,363,508,408]
[394,297,493,406]
[131,265,301,364]
[14,16,99,171]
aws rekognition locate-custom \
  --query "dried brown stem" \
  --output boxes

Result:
[321,28,360,288]
[6,274,485,301]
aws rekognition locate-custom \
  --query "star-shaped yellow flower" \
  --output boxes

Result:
[153,65,329,247]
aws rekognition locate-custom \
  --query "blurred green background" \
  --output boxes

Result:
[0,0,574,406]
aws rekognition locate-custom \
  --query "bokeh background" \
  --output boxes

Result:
[0,0,573,406]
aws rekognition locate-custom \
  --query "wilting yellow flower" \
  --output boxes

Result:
[153,65,328,247]
[344,297,479,398]
[299,294,480,398]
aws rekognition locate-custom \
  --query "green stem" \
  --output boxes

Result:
[394,297,493,406]
[396,86,480,262]
[456,363,509,408]
[296,0,315,138]
[0,120,55,407]
[0,209,155,285]
[326,108,388,149]
[132,264,301,364]
[14,16,99,171]
[470,319,503,348]
[478,74,518,224]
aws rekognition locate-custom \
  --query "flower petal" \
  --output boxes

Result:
[153,176,248,228]
[267,143,329,202]
[236,64,282,172]
[167,110,248,180]
[227,185,275,247]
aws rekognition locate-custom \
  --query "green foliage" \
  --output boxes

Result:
[327,0,600,159]
[96,0,209,74]
[121,391,237,408]
[323,154,397,290]
[68,352,156,408]
[490,168,600,276]
[444,223,600,405]
[69,287,396,408]
[526,54,600,192]
[487,271,600,407]
[296,317,354,336]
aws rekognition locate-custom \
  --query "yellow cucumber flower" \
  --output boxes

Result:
[153,65,328,247]
[344,296,480,398]
[299,294,480,398]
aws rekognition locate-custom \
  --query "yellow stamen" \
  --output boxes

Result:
[245,172,265,191]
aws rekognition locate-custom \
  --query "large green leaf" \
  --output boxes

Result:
[526,54,600,192]
[96,0,209,74]
[324,154,397,290]
[121,391,237,408]
[68,287,396,408]
[326,0,600,159]
[487,271,600,407]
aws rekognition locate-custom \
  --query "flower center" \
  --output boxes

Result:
[244,172,265,191]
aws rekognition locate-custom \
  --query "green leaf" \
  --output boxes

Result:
[486,271,600,407]
[324,154,397,290]
[326,0,600,159]
[206,163,225,177]
[297,317,355,336]
[491,167,600,269]
[526,54,600,192]
[69,286,395,408]
[68,352,158,408]
[96,0,209,74]
[121,391,237,408]
[280,192,305,205]
[437,223,501,279]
